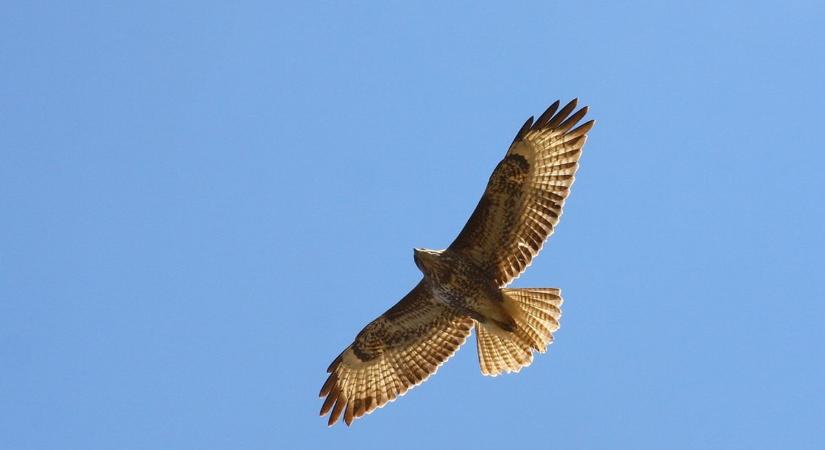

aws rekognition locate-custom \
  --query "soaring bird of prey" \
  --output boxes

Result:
[320,99,594,426]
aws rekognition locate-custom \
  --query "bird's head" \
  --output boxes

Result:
[413,248,442,274]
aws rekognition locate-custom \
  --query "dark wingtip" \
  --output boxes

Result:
[319,372,338,397]
[327,351,344,373]
[546,98,579,129]
[319,390,337,415]
[558,105,589,133]
[511,116,535,145]
[567,119,595,139]
[344,403,354,426]
[328,397,345,426]
[535,100,561,127]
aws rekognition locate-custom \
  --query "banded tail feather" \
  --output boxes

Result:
[476,288,563,376]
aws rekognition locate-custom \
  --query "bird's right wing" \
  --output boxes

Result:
[447,99,593,287]
[319,281,474,426]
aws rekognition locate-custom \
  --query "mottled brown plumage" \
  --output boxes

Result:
[320,100,594,426]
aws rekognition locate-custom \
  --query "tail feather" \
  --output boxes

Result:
[475,288,563,376]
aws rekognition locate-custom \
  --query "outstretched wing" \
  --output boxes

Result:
[447,99,594,287]
[319,281,473,426]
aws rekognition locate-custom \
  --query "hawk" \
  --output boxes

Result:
[320,99,594,426]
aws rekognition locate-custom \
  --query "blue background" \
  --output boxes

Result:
[3,1,824,449]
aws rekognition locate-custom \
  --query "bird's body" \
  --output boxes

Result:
[320,99,594,426]
[415,248,518,333]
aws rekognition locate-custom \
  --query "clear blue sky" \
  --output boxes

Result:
[2,1,824,449]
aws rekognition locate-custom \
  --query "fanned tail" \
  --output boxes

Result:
[475,288,563,376]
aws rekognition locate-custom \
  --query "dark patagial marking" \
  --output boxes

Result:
[489,154,529,195]
[352,343,377,362]
[495,154,529,179]
[352,321,387,361]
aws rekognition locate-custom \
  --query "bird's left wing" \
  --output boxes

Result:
[319,281,473,426]
[447,99,594,287]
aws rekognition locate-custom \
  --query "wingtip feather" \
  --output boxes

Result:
[546,98,578,129]
[327,351,344,373]
[566,119,595,140]
[328,397,345,426]
[319,372,338,397]
[558,106,589,133]
[344,402,354,426]
[535,100,561,127]
[512,116,535,144]
[320,390,338,416]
